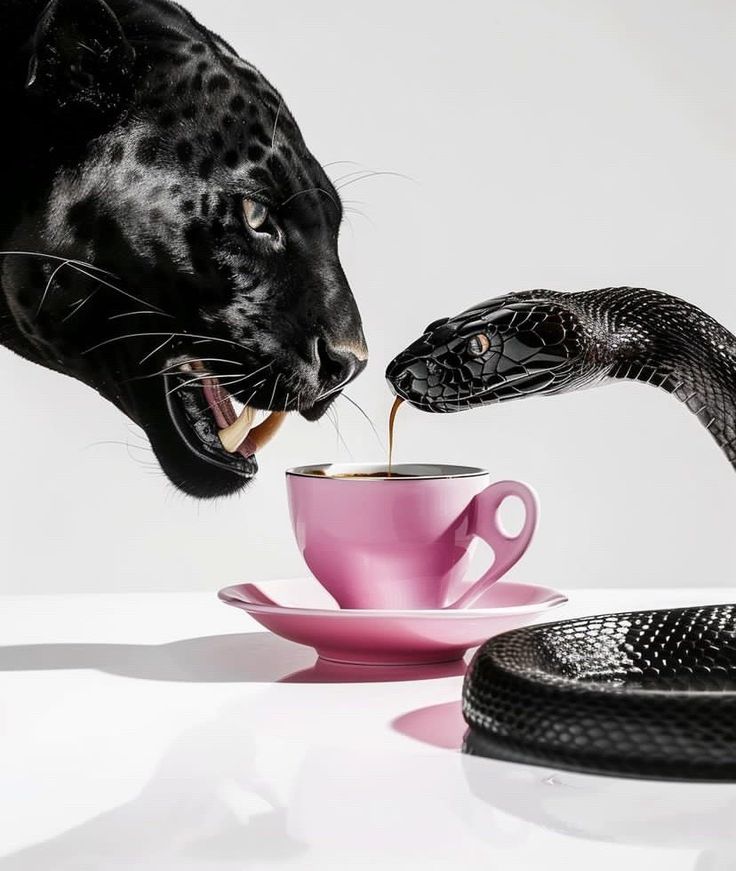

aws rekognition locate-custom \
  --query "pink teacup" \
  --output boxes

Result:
[286,463,538,610]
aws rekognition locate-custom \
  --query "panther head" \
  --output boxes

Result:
[1,0,367,498]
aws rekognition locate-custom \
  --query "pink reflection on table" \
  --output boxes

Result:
[392,701,468,750]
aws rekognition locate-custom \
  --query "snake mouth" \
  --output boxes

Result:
[387,358,560,414]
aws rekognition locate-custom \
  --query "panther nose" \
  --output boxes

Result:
[315,338,366,387]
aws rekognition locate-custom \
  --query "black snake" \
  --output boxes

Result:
[386,288,736,778]
[386,287,736,467]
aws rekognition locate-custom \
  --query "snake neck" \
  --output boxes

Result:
[575,288,736,467]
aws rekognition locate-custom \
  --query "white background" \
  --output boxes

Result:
[2,0,734,593]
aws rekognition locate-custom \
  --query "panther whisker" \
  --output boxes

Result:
[171,371,247,386]
[335,170,414,192]
[84,439,152,452]
[325,404,352,458]
[121,357,246,383]
[84,439,162,474]
[61,289,99,323]
[190,336,254,350]
[37,258,74,316]
[139,334,175,365]
[67,263,166,313]
[281,186,340,211]
[109,310,176,321]
[322,160,363,171]
[214,362,273,392]
[11,252,163,314]
[83,332,172,355]
[335,405,354,457]
[271,97,283,149]
[177,379,264,423]
[165,372,250,398]
[330,169,373,186]
[340,392,385,448]
[83,331,252,355]
[125,422,151,444]
[178,357,248,370]
[232,380,268,410]
[2,252,154,316]
[189,378,268,417]
[342,206,374,227]
[267,372,282,409]
[0,250,119,278]
[314,367,356,403]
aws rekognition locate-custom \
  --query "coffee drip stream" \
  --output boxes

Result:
[388,397,404,477]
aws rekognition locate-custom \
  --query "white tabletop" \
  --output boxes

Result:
[2,586,736,870]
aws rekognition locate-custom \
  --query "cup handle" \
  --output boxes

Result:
[447,480,538,610]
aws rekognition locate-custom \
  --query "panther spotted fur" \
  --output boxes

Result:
[0,0,367,497]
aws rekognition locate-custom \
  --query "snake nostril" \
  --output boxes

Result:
[388,367,414,397]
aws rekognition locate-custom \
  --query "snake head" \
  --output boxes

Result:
[386,292,593,412]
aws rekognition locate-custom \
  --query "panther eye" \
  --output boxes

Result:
[467,334,491,357]
[242,198,269,231]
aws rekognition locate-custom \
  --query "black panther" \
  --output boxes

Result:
[0,0,367,497]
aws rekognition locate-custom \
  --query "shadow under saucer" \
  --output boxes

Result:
[0,634,468,685]
[282,658,467,684]
[0,633,313,683]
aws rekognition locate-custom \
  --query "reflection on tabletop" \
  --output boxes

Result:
[5,684,736,869]
[5,588,736,868]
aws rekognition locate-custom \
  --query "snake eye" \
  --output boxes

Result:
[467,334,491,357]
[242,198,269,232]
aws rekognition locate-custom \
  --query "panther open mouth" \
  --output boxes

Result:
[163,360,288,481]
[110,341,354,499]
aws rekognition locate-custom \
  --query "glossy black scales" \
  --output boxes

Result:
[387,292,590,413]
[463,605,736,780]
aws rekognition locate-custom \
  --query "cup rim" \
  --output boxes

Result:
[286,462,489,481]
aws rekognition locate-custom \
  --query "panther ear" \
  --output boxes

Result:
[26,0,135,117]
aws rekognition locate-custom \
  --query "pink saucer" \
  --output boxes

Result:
[218,577,568,666]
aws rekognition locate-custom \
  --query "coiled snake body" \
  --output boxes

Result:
[387,287,736,468]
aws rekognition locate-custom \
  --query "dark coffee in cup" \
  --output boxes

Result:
[309,470,415,479]
[331,471,415,479]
